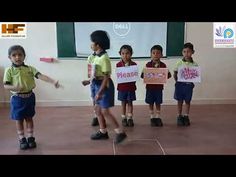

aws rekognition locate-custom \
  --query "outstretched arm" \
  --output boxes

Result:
[37,74,60,88]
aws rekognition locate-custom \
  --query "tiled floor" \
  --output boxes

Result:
[0,104,236,155]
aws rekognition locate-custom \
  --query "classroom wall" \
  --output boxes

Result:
[0,22,236,106]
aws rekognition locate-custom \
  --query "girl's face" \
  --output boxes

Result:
[151,49,162,62]
[182,47,193,60]
[120,49,132,63]
[8,50,25,66]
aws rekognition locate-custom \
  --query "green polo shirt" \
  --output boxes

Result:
[174,58,198,72]
[3,64,40,93]
[87,52,111,77]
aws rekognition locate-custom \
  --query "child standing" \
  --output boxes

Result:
[3,45,60,150]
[82,30,127,144]
[116,45,137,127]
[141,45,171,126]
[173,42,198,126]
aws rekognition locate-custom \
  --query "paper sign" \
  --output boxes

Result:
[116,65,139,84]
[143,68,168,84]
[88,64,96,78]
[177,66,201,83]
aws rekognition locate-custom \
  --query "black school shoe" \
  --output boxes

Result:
[91,117,99,126]
[114,132,127,144]
[177,115,185,126]
[122,118,128,127]
[183,115,190,126]
[150,118,163,127]
[19,137,28,150]
[27,137,37,148]
[156,118,163,127]
[127,119,134,127]
[91,131,109,140]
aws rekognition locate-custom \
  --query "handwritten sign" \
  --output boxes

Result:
[116,65,139,83]
[143,68,168,84]
[88,63,96,78]
[177,66,201,83]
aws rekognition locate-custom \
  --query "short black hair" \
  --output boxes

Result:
[150,45,163,53]
[90,30,110,50]
[8,45,26,56]
[183,42,195,53]
[119,44,133,55]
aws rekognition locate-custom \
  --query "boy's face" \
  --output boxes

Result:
[182,47,193,60]
[120,49,132,63]
[151,49,162,62]
[8,50,25,66]
[90,42,100,52]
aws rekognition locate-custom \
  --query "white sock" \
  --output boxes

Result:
[127,113,132,120]
[17,131,25,139]
[99,128,107,134]
[27,128,34,138]
[121,114,126,119]
[156,111,161,118]
[114,128,123,134]
[94,110,97,118]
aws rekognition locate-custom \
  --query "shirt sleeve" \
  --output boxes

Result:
[173,60,181,72]
[101,56,111,75]
[3,67,12,84]
[29,66,41,78]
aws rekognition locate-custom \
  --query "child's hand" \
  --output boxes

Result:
[82,80,90,86]
[54,80,60,88]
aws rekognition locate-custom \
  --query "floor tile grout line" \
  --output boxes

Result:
[155,139,166,155]
[112,140,116,155]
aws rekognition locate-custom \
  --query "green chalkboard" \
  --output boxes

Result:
[166,22,185,56]
[56,22,76,57]
[57,22,185,58]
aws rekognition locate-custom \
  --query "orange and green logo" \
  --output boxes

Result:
[0,22,27,38]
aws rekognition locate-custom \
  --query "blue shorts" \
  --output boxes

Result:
[145,89,163,105]
[10,92,36,120]
[90,82,96,98]
[174,82,194,102]
[118,91,136,102]
[91,78,115,108]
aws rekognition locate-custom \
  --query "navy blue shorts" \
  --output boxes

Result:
[10,92,36,120]
[145,89,163,105]
[174,82,194,102]
[118,91,136,102]
[91,78,115,108]
[90,82,96,98]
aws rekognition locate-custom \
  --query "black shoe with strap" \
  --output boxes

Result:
[91,131,109,140]
[27,137,37,148]
[19,137,28,150]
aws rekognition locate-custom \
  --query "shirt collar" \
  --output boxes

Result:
[12,62,27,67]
[92,50,106,57]
[182,57,193,63]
